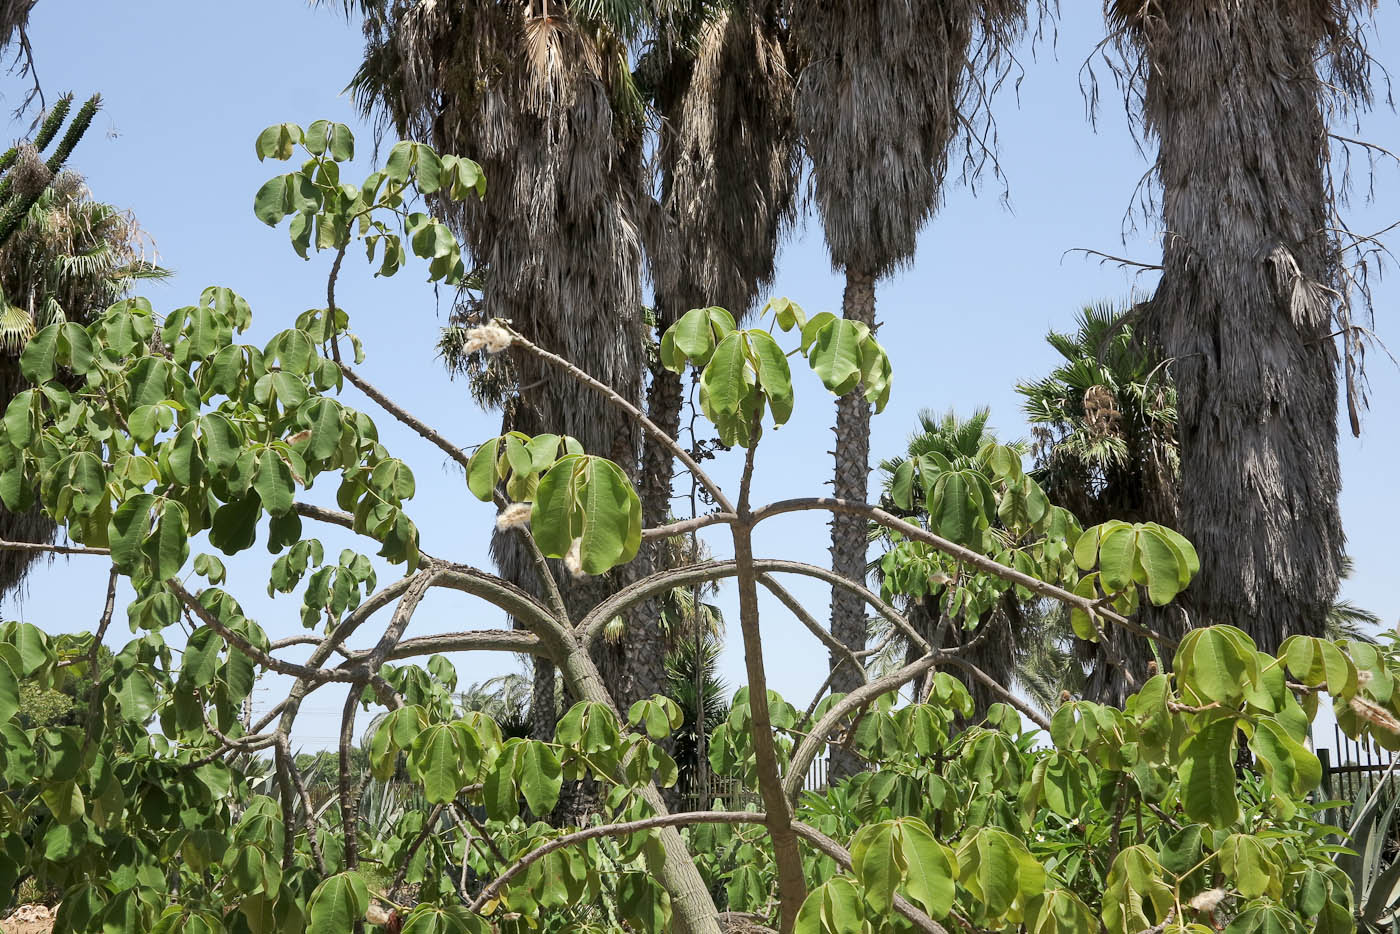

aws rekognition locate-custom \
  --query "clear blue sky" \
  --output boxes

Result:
[5,2,1398,749]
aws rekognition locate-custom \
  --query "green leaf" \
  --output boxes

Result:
[808,318,863,396]
[466,437,501,502]
[578,458,641,574]
[1179,717,1240,827]
[1097,526,1136,592]
[1176,626,1257,704]
[254,450,295,516]
[749,330,794,425]
[851,821,901,913]
[401,905,491,934]
[898,818,956,918]
[794,877,864,934]
[0,656,18,724]
[145,501,190,580]
[666,307,718,369]
[19,324,59,383]
[254,123,302,161]
[307,871,369,934]
[253,176,290,227]
[109,494,155,573]
[410,722,479,804]
[517,740,562,817]
[1218,834,1279,899]
[1137,527,1186,605]
[702,332,748,418]
[114,670,157,722]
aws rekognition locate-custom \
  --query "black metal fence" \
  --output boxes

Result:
[1318,726,1400,808]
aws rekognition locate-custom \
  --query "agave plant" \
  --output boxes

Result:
[1339,760,1400,932]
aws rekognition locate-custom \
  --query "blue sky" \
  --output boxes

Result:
[5,1,1398,749]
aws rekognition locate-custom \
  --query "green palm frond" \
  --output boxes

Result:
[0,301,33,352]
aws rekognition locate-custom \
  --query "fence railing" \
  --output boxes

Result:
[678,757,832,812]
[1318,725,1400,807]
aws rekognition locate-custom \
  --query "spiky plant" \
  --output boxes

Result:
[789,0,1031,776]
[1104,0,1380,655]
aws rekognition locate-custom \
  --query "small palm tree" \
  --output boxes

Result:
[665,636,727,797]
[872,407,1029,715]
[1017,301,1177,528]
[0,167,166,598]
[1016,302,1177,703]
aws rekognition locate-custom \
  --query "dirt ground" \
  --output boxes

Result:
[0,905,53,934]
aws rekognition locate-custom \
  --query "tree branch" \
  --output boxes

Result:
[753,498,1170,646]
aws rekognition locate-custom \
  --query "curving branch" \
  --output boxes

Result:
[468,809,948,934]
[171,581,349,684]
[782,652,941,803]
[752,498,1170,646]
[642,512,736,542]
[376,629,545,660]
[579,558,922,653]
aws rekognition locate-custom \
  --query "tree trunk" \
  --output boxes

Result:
[530,658,556,741]
[1140,5,1342,653]
[0,359,53,599]
[827,269,876,780]
[555,630,723,934]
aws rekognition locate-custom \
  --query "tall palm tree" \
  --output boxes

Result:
[1105,2,1378,654]
[339,0,655,734]
[872,407,1029,715]
[789,1,1029,773]
[635,0,799,534]
[0,168,165,597]
[1017,301,1177,701]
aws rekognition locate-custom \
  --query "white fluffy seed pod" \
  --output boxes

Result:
[495,502,532,533]
[564,538,586,579]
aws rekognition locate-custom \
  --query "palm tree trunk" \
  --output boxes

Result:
[0,360,53,598]
[1139,4,1343,652]
[828,268,876,780]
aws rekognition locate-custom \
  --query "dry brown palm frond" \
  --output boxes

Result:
[793,0,1032,277]
[1095,0,1382,653]
[648,6,798,322]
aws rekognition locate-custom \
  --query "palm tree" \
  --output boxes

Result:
[872,407,1030,716]
[1105,2,1378,655]
[338,0,657,735]
[665,637,727,799]
[635,0,799,534]
[1017,301,1177,701]
[789,1,1029,772]
[0,163,166,598]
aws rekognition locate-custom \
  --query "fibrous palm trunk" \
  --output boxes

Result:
[827,270,874,778]
[1129,3,1348,652]
[0,362,52,596]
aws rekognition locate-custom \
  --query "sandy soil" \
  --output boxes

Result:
[0,905,54,934]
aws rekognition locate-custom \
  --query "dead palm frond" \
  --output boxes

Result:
[1101,1,1379,653]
